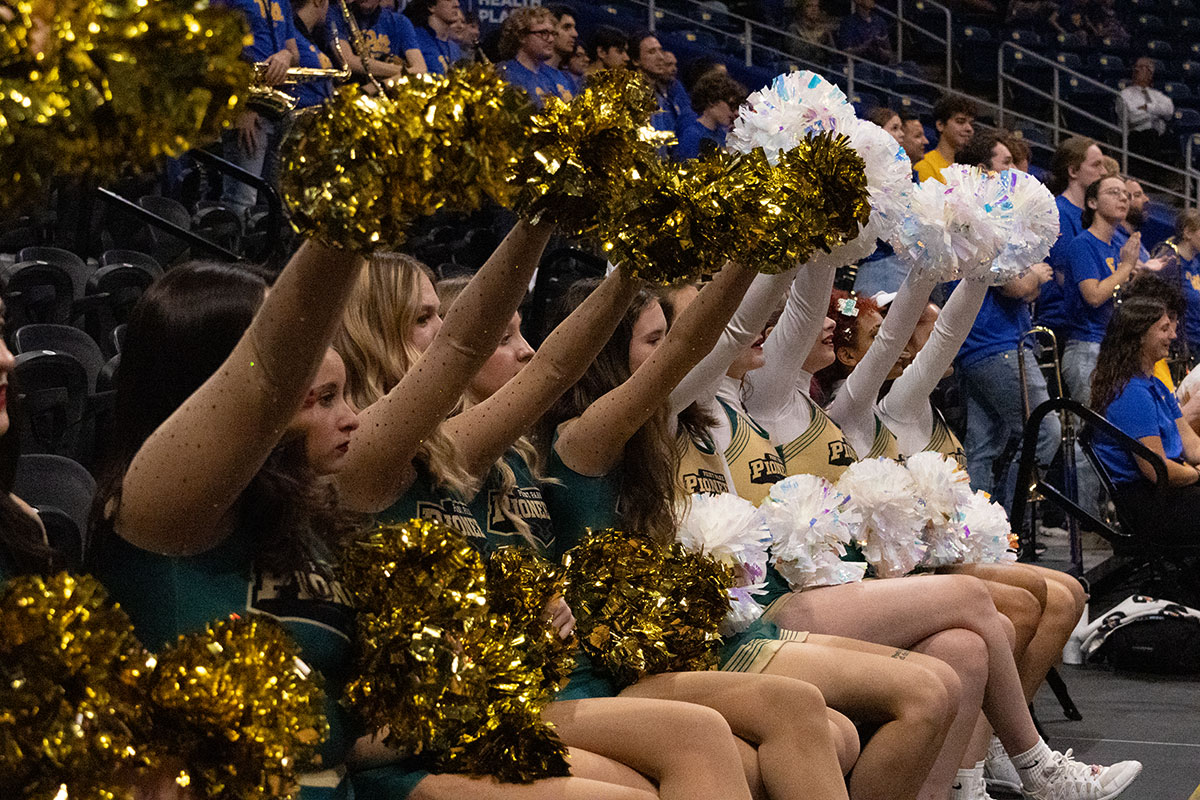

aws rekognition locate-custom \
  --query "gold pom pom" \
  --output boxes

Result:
[280,66,528,251]
[511,68,672,237]
[485,547,576,695]
[0,0,251,211]
[0,572,155,800]
[562,529,735,688]
[342,520,569,783]
[147,615,328,799]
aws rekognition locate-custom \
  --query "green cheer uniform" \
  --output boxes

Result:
[776,394,858,483]
[866,413,902,461]
[715,398,786,505]
[923,409,968,469]
[88,522,361,800]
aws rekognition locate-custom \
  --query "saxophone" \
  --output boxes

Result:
[247,60,352,118]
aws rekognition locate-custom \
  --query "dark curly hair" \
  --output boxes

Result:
[1091,296,1170,413]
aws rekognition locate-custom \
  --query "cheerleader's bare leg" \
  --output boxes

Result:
[619,671,851,800]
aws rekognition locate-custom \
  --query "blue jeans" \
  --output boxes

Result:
[853,252,907,297]
[1062,338,1103,520]
[220,112,287,216]
[960,348,1061,512]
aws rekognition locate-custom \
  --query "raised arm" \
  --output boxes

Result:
[556,260,759,476]
[336,220,554,512]
[745,263,838,418]
[668,267,798,417]
[826,269,935,428]
[878,277,989,423]
[444,268,643,481]
[117,241,366,554]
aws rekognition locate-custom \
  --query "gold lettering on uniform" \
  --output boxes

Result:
[748,453,786,484]
[270,1,284,21]
[1190,272,1200,292]
[682,468,729,494]
[1105,256,1115,270]
[362,30,391,59]
[488,488,551,533]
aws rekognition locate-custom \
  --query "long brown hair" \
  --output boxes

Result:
[1049,136,1099,195]
[91,262,359,575]
[813,290,881,401]
[334,253,475,497]
[540,279,679,544]
[1091,296,1170,413]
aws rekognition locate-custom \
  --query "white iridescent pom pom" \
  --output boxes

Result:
[986,169,1059,284]
[676,492,773,633]
[961,490,1018,564]
[906,452,974,567]
[728,70,858,164]
[836,458,928,577]
[897,165,1013,282]
[763,474,864,590]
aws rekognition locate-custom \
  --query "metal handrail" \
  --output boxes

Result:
[1186,132,1200,206]
[639,0,952,104]
[870,0,953,88]
[997,40,1193,207]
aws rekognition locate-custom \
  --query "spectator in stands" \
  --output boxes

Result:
[405,0,462,75]
[1113,177,1155,266]
[1090,295,1200,545]
[587,25,630,71]
[954,130,1059,509]
[1004,134,1047,182]
[787,0,836,64]
[545,4,580,94]
[291,0,337,110]
[566,43,589,83]
[1166,209,1200,359]
[631,31,693,134]
[663,49,680,82]
[837,0,894,64]
[328,0,427,81]
[914,94,976,183]
[218,0,298,216]
[497,7,576,107]
[673,72,747,160]
[454,9,481,62]
[1006,0,1057,27]
[1119,58,1175,177]
[1038,136,1106,338]
[869,106,904,145]
[1086,0,1129,47]
[1049,0,1087,36]
[899,109,929,166]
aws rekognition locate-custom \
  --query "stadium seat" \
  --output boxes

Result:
[956,25,997,85]
[1006,29,1043,49]
[100,249,162,273]
[1170,0,1198,13]
[11,454,96,569]
[11,350,89,461]
[850,89,882,115]
[1090,53,1126,84]
[1174,107,1200,139]
[1098,35,1132,56]
[110,323,126,356]
[1130,0,1161,10]
[1055,52,1083,71]
[1055,31,1089,53]
[97,353,120,393]
[1163,81,1194,104]
[137,194,192,266]
[192,205,243,254]
[13,324,106,392]
[1136,14,1168,35]
[1145,40,1173,62]
[17,246,92,300]
[78,265,155,357]
[0,261,75,327]
[1179,16,1200,34]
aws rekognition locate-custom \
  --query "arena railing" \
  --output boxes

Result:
[997,40,1195,207]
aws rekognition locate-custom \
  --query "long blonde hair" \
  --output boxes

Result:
[435,277,549,544]
[334,253,476,497]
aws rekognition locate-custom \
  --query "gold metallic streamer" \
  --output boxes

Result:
[342,520,569,783]
[0,572,155,800]
[510,68,671,238]
[0,0,251,211]
[147,614,328,800]
[562,529,735,688]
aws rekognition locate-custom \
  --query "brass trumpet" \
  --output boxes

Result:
[247,62,351,118]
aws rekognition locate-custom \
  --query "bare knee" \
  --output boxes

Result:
[994,585,1042,651]
[998,611,1017,650]
[828,709,861,775]
[894,666,956,736]
[942,575,997,618]
[755,676,831,739]
[670,704,738,760]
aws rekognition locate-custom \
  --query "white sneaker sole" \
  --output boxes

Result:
[1022,761,1143,800]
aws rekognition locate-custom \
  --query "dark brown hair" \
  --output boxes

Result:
[1091,296,1170,413]
[1049,136,1099,195]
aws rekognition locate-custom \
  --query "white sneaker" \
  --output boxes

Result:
[985,747,1023,795]
[952,773,995,800]
[1023,749,1143,800]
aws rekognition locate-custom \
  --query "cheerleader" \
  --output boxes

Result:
[541,271,993,800]
[719,264,1137,800]
[87,226,742,800]
[332,252,781,800]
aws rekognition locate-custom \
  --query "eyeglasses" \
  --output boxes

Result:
[525,28,555,38]
[1099,188,1132,199]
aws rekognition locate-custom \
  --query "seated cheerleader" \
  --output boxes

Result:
[718,269,1138,800]
[539,272,981,800]
[331,251,764,800]
[86,226,744,800]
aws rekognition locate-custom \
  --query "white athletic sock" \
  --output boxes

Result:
[1011,738,1055,790]
[987,735,1006,760]
[950,761,986,799]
